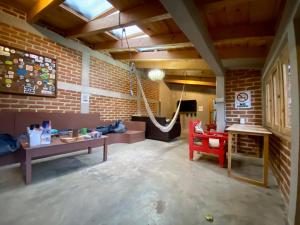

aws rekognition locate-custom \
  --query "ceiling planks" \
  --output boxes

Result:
[4,0,286,74]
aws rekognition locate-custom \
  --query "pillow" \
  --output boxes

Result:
[194,121,204,134]
[209,138,220,148]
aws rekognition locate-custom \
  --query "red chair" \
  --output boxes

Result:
[189,120,228,167]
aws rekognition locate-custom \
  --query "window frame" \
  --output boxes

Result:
[264,45,291,136]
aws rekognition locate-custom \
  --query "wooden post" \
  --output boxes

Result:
[228,132,232,176]
[263,134,270,187]
[25,150,32,185]
[103,139,108,161]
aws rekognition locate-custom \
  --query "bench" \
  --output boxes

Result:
[0,112,146,168]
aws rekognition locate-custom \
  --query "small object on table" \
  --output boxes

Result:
[72,129,79,137]
[60,136,84,143]
[81,128,88,135]
[90,131,102,139]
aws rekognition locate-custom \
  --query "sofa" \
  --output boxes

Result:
[0,112,146,167]
[132,115,181,142]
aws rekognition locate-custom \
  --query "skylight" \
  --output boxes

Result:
[137,46,165,52]
[110,25,144,39]
[64,0,113,20]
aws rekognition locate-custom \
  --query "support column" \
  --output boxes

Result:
[288,16,300,225]
[216,75,226,132]
[81,51,90,113]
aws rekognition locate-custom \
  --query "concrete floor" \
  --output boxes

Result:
[0,137,287,225]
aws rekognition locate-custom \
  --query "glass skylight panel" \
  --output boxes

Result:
[110,25,144,39]
[64,0,113,20]
[137,46,165,52]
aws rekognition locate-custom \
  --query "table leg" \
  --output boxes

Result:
[88,147,92,154]
[103,140,108,161]
[228,132,233,176]
[263,134,269,187]
[234,134,238,153]
[25,151,32,185]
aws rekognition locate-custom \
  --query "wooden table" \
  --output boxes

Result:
[21,136,108,184]
[226,124,272,187]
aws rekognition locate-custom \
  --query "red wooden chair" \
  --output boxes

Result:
[189,120,228,167]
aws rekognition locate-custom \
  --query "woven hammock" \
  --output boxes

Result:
[121,25,185,133]
[136,74,185,133]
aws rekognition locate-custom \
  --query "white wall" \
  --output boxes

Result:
[159,81,216,133]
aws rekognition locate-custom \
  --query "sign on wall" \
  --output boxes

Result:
[0,45,57,97]
[235,90,251,108]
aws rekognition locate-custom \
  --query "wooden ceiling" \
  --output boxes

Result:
[4,0,286,86]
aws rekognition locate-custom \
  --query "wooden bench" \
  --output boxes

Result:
[0,112,146,169]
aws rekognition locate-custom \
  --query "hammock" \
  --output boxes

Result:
[136,74,185,133]
[121,26,185,133]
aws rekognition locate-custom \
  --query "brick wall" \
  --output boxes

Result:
[0,3,159,120]
[140,78,159,115]
[0,90,81,113]
[0,23,82,85]
[269,134,291,202]
[90,57,137,95]
[225,70,263,155]
[0,2,26,20]
[90,95,137,121]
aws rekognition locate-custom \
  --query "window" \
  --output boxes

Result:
[110,25,146,39]
[63,0,113,20]
[264,45,291,134]
[265,83,272,124]
[272,67,280,126]
[282,63,292,128]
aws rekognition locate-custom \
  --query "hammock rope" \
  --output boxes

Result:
[121,21,185,133]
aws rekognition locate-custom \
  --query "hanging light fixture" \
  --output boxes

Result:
[148,69,165,81]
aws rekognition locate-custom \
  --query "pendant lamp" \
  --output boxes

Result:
[148,69,165,81]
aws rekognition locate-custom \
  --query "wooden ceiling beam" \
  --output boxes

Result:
[160,0,224,76]
[65,1,170,38]
[111,49,200,60]
[164,69,215,77]
[95,33,189,50]
[27,0,64,23]
[165,75,216,82]
[164,78,216,87]
[111,46,268,60]
[134,59,210,70]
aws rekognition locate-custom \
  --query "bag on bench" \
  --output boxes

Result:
[0,134,20,156]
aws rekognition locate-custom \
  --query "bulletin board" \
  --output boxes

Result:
[0,44,57,97]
